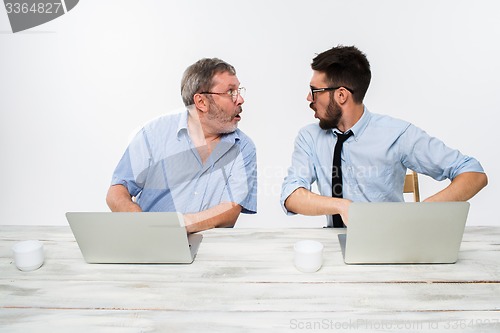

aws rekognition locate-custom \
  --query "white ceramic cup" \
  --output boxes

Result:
[12,240,44,271]
[294,240,324,273]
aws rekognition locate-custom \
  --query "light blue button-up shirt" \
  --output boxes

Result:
[111,111,257,214]
[281,108,484,226]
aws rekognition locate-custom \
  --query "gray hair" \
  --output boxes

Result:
[181,58,236,106]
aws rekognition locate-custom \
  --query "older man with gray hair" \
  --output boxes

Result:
[107,58,257,233]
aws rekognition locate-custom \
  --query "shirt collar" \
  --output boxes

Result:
[176,109,189,140]
[176,109,240,143]
[349,106,371,140]
[333,106,371,141]
[222,129,240,143]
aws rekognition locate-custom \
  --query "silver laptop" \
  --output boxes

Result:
[338,202,470,264]
[66,212,202,264]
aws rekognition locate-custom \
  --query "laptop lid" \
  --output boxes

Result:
[66,212,202,264]
[338,202,470,264]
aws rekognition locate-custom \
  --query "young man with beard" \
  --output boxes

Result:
[107,58,257,233]
[281,46,487,227]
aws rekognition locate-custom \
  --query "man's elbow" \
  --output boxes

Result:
[283,197,295,215]
[224,204,242,228]
[477,172,488,190]
[106,184,136,212]
[283,189,302,214]
[106,187,116,211]
[459,171,488,200]
[225,219,237,228]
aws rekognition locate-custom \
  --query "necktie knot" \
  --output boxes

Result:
[336,131,353,144]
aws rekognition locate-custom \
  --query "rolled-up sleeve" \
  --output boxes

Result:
[280,129,318,215]
[400,124,485,181]
[111,129,152,197]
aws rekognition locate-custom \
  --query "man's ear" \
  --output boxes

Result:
[193,94,209,112]
[337,87,350,105]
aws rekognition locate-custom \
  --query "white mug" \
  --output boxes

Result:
[294,240,324,273]
[12,240,44,271]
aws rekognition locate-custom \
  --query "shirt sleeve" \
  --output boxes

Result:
[280,129,318,215]
[399,124,485,180]
[110,128,153,197]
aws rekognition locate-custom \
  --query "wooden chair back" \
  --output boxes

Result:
[403,171,420,202]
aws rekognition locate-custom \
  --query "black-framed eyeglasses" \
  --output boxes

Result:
[310,86,354,101]
[200,87,246,103]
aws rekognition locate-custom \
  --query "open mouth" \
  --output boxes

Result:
[234,110,242,120]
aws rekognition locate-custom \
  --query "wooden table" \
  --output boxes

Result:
[1,226,500,332]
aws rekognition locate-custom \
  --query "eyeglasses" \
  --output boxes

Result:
[310,86,354,102]
[200,87,246,103]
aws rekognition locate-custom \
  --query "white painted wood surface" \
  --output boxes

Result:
[1,226,500,332]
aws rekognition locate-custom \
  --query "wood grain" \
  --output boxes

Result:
[1,226,500,332]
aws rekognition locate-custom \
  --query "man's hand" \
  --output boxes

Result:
[337,198,352,225]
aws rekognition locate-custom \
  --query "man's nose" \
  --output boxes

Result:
[307,91,313,102]
[236,93,244,105]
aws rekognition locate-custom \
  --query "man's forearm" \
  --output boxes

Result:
[284,187,351,218]
[106,184,142,212]
[424,172,488,202]
[183,202,242,233]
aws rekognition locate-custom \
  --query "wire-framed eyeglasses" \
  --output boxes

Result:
[200,87,246,103]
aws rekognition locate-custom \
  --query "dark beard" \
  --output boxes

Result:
[318,99,342,130]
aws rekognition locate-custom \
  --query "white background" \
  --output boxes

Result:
[1,0,498,227]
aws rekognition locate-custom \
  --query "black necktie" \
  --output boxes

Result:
[332,131,353,228]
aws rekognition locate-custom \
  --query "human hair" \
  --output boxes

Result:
[180,58,236,106]
[311,45,371,104]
